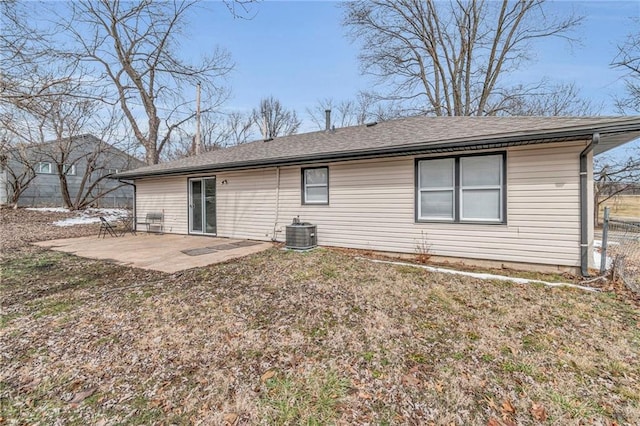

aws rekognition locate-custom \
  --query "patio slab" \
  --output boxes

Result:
[33,233,273,273]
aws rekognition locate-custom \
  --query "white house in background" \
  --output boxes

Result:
[117,116,640,276]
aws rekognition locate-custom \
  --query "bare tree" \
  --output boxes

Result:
[590,20,640,224]
[343,0,583,116]
[225,111,256,145]
[499,82,598,116]
[43,0,235,165]
[53,136,138,211]
[594,153,640,224]
[307,95,373,129]
[252,96,301,138]
[612,20,640,113]
[1,78,137,210]
[35,95,98,209]
[1,0,111,122]
[2,1,258,166]
[38,103,134,210]
[1,0,111,201]
[0,139,37,208]
[306,93,409,130]
[164,110,256,160]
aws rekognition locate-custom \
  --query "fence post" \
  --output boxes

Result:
[600,207,610,274]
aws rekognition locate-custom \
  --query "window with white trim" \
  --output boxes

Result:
[63,164,76,176]
[417,158,455,220]
[36,162,52,174]
[417,153,505,223]
[302,167,329,204]
[102,168,121,177]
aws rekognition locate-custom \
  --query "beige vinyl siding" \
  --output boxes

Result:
[136,176,189,234]
[273,141,585,267]
[133,140,589,268]
[136,170,277,239]
[216,169,276,240]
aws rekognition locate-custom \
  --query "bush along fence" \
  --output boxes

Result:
[599,207,640,293]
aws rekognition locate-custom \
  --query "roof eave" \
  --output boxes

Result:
[114,136,571,180]
[116,120,640,180]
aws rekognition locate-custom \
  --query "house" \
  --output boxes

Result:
[0,134,144,208]
[117,116,640,275]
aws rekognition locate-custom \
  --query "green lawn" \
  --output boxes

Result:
[1,246,639,425]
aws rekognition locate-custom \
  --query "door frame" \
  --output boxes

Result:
[188,176,217,235]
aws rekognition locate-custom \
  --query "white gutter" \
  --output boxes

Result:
[579,133,599,276]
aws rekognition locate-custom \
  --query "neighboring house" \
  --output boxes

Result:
[117,116,640,275]
[0,134,144,208]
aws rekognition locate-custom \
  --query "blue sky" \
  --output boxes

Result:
[23,0,639,155]
[191,1,365,117]
[186,0,639,135]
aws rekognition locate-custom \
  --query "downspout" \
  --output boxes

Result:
[272,166,280,241]
[579,133,599,277]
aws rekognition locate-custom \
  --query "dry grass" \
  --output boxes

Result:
[596,196,640,290]
[0,207,99,252]
[599,195,640,220]
[1,209,640,425]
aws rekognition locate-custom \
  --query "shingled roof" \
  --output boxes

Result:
[118,115,640,179]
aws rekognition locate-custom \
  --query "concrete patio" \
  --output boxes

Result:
[33,233,273,273]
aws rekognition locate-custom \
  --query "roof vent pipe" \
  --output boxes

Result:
[262,115,268,140]
[325,109,331,131]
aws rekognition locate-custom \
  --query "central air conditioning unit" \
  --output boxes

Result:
[285,217,317,250]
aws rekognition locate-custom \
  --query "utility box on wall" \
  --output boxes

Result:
[285,218,317,250]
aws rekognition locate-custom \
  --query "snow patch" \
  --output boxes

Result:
[52,208,130,227]
[593,240,613,270]
[26,207,70,213]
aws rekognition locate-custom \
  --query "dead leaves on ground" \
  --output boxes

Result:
[0,208,99,251]
[530,402,547,421]
[3,211,639,425]
[487,417,516,426]
[68,386,97,407]
[501,398,515,415]
[401,373,421,387]
[485,397,516,426]
[260,369,276,383]
[486,398,550,424]
[485,396,499,412]
[223,412,239,425]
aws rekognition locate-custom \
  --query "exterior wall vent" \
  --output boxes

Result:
[285,218,317,250]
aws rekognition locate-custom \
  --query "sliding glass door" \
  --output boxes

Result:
[189,177,216,235]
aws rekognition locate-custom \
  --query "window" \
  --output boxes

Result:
[101,168,121,177]
[460,156,502,221]
[417,153,505,223]
[417,158,455,220]
[102,168,119,177]
[63,164,76,176]
[302,167,329,204]
[36,162,52,174]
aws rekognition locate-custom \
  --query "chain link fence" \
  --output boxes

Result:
[599,209,640,293]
